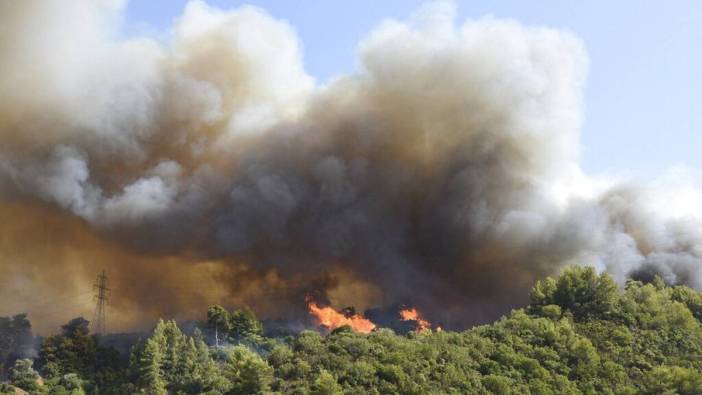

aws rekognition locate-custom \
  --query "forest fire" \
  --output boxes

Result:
[306,297,376,334]
[400,308,432,332]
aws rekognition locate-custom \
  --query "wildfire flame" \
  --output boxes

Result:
[306,297,376,334]
[399,307,433,332]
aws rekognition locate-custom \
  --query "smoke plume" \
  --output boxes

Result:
[2,0,702,333]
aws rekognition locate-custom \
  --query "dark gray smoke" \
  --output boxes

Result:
[1,0,701,332]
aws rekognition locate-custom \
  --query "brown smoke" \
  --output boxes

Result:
[2,1,702,333]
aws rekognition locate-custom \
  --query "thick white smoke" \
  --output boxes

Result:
[1,0,701,330]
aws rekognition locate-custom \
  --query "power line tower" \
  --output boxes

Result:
[92,270,109,336]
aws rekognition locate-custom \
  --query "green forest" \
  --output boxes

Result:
[2,266,702,394]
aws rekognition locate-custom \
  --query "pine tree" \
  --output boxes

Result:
[230,308,264,340]
[222,345,272,394]
[159,320,185,386]
[193,329,231,393]
[130,336,166,394]
[207,305,233,339]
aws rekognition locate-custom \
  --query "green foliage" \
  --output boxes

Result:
[0,314,34,378]
[130,331,166,394]
[130,319,229,394]
[44,373,87,395]
[207,305,264,346]
[0,383,16,395]
[10,358,41,393]
[670,284,702,322]
[531,266,618,320]
[35,316,124,393]
[207,306,233,336]
[311,370,343,395]
[4,265,702,394]
[221,345,273,394]
[230,307,264,340]
[38,318,96,379]
[641,365,702,395]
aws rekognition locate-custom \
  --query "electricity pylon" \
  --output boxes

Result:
[92,270,109,335]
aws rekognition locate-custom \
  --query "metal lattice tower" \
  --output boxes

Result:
[92,270,109,335]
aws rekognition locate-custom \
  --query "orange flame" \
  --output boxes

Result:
[399,307,432,332]
[306,297,376,334]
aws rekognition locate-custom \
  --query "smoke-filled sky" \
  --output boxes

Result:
[125,0,702,177]
[2,0,702,334]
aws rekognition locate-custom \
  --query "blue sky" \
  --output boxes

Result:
[124,1,702,177]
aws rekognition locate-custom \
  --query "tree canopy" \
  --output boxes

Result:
[4,265,702,394]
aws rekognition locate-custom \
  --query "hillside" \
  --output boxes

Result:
[2,266,702,394]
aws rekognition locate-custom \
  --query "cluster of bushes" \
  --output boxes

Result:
[2,265,702,394]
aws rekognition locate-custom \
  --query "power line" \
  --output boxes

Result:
[92,270,109,336]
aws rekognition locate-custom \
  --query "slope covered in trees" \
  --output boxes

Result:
[2,266,702,394]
